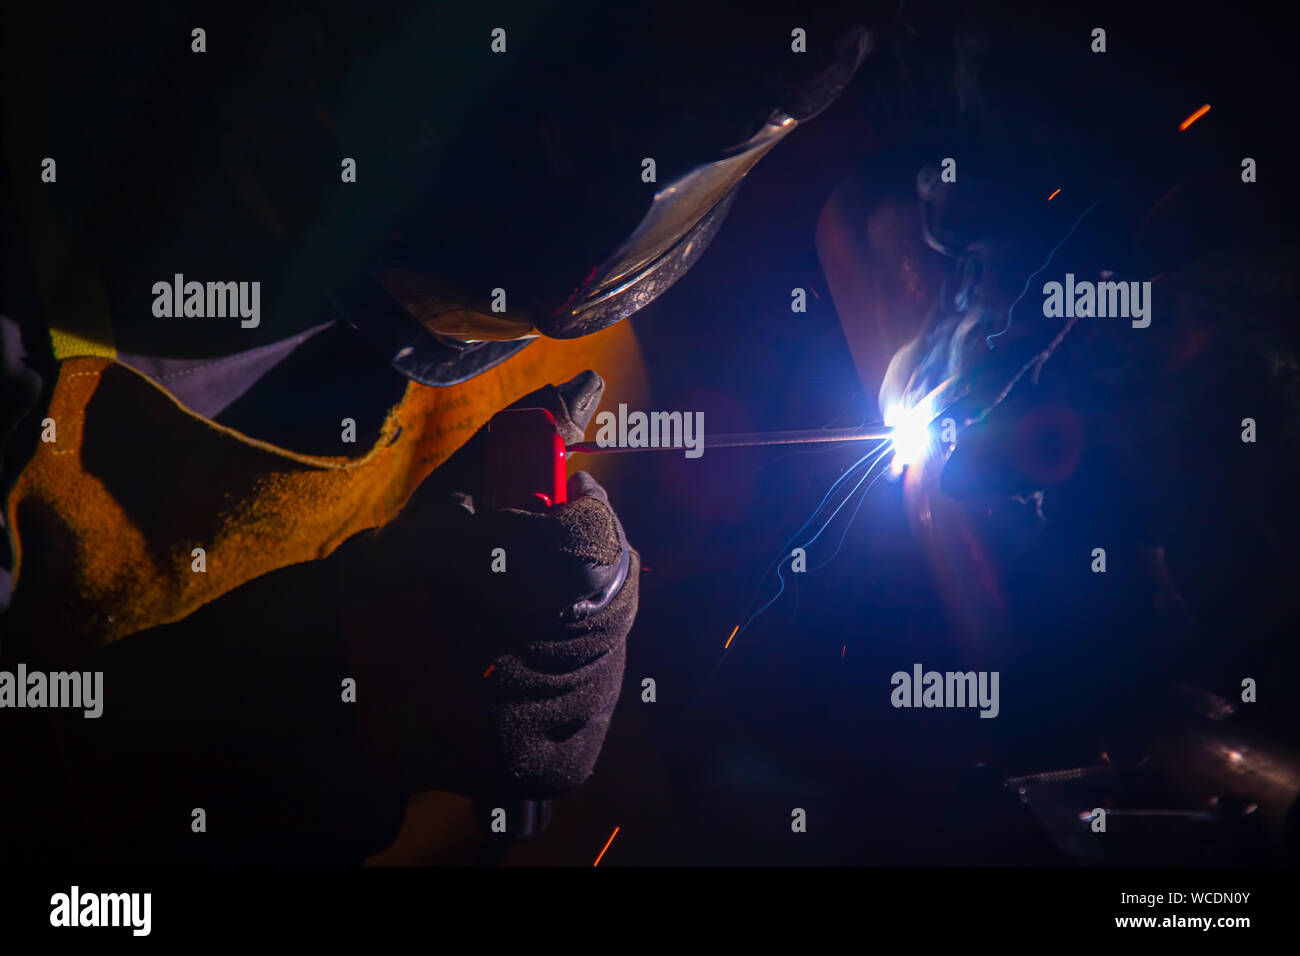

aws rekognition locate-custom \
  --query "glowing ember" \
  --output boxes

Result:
[593,826,620,866]
[1179,103,1211,130]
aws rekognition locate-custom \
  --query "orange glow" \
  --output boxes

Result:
[724,625,739,649]
[482,664,495,678]
[1047,188,1061,201]
[593,826,620,866]
[1179,104,1210,130]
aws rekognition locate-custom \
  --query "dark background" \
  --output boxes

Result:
[2,0,1298,866]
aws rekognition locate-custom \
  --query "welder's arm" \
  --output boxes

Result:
[344,371,638,810]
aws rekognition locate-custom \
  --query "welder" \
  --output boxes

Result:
[0,0,874,863]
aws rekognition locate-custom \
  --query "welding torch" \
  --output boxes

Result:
[486,408,894,508]
[568,425,893,455]
[473,409,893,842]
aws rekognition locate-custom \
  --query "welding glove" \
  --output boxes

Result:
[350,370,638,802]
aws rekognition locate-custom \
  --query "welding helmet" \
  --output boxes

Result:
[15,2,875,385]
[327,4,876,384]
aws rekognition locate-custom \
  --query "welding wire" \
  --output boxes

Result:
[1005,765,1112,787]
[1102,809,1217,819]
[568,426,893,455]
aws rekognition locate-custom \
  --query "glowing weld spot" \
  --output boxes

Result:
[884,396,937,475]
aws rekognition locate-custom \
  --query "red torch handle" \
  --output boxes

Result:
[484,408,568,510]
[479,408,566,840]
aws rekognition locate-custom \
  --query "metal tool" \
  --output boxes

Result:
[485,407,569,508]
[477,407,570,843]
[568,425,892,455]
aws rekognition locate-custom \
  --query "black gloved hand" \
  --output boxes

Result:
[454,469,638,798]
[349,370,638,802]
[0,316,44,616]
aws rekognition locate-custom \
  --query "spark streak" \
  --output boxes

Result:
[727,377,958,649]
[735,439,893,634]
[1179,104,1210,130]
[699,379,958,701]
[1047,188,1061,201]
[986,200,1099,348]
[593,826,620,866]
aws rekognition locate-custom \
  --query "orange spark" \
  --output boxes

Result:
[1047,188,1061,201]
[482,664,495,678]
[1179,104,1210,130]
[724,625,739,649]
[593,826,620,866]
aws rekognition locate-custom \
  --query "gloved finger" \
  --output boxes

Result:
[469,481,628,622]
[410,369,606,512]
[484,367,605,446]
[567,468,608,507]
[563,471,630,621]
[547,369,604,443]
